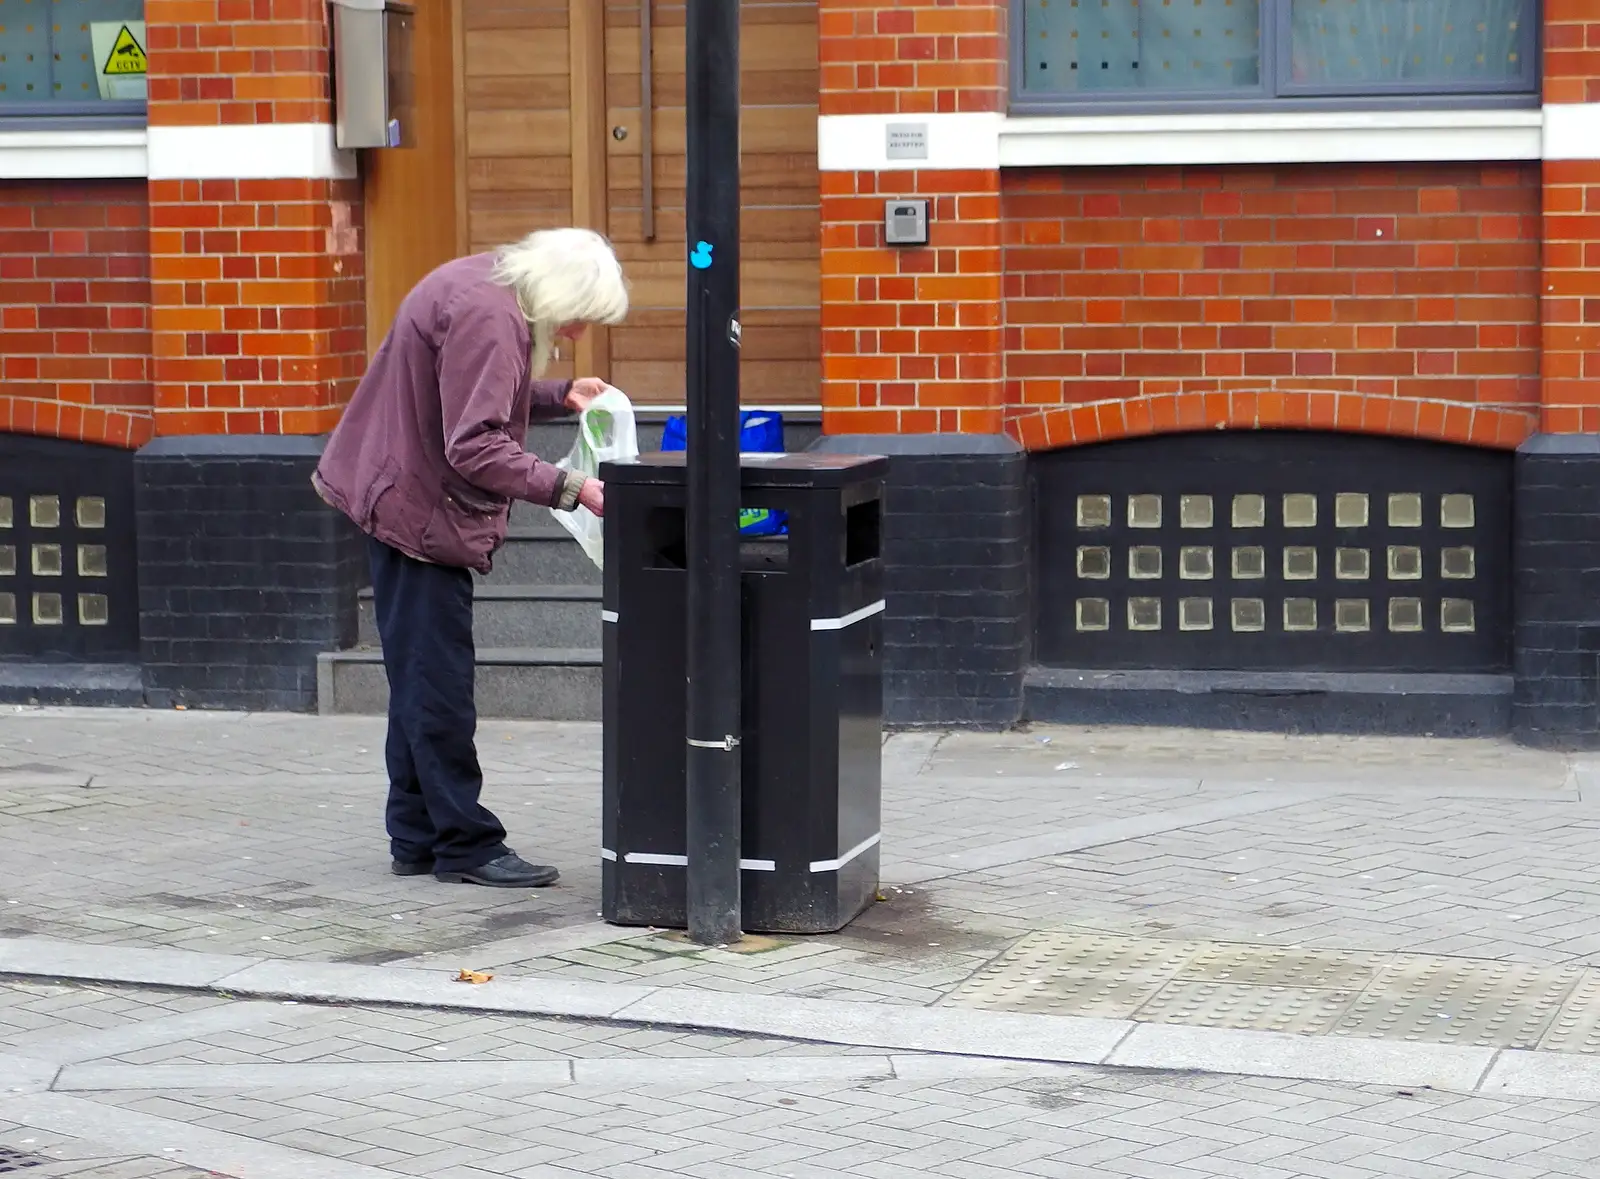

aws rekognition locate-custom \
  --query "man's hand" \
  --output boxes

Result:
[578,478,605,518]
[564,377,611,415]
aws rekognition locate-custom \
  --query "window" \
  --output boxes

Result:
[1015,0,1538,111]
[0,1,146,118]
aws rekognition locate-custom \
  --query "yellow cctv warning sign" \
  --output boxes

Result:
[103,25,148,75]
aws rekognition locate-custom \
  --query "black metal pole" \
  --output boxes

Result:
[683,0,743,945]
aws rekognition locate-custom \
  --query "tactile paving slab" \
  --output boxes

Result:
[1541,969,1600,1055]
[950,931,1204,1018]
[1335,959,1580,1048]
[943,929,1599,1051]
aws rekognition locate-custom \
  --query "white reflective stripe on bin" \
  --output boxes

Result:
[810,599,886,632]
[620,852,776,871]
[809,832,881,874]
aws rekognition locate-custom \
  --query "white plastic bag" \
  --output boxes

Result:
[550,385,638,570]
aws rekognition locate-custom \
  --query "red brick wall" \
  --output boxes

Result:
[0,181,154,448]
[1004,164,1542,451]
[144,0,331,125]
[141,0,365,437]
[1545,0,1600,104]
[821,168,1005,435]
[819,0,1007,115]
[148,178,366,436]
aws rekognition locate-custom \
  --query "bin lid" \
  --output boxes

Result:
[601,451,888,488]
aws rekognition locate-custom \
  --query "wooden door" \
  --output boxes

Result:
[364,0,462,354]
[456,0,821,404]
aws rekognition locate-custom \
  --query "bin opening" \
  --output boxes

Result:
[845,499,881,568]
[642,507,792,573]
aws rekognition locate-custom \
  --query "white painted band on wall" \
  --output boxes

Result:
[809,832,882,874]
[146,123,356,181]
[818,112,1005,172]
[601,610,619,624]
[0,130,147,179]
[818,109,1551,172]
[600,847,618,861]
[811,599,887,633]
[1543,103,1600,162]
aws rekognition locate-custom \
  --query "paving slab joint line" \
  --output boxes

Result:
[0,940,1588,1100]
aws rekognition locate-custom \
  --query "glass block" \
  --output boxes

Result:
[1336,548,1369,580]
[1283,494,1317,528]
[1283,547,1317,580]
[1441,599,1475,634]
[1128,495,1162,529]
[78,545,108,578]
[1077,494,1112,529]
[1232,494,1265,528]
[0,547,13,578]
[33,593,63,626]
[1441,546,1475,580]
[1336,599,1370,633]
[30,496,61,529]
[76,497,107,529]
[1389,597,1424,633]
[1077,546,1112,579]
[1388,493,1423,527]
[1129,546,1163,579]
[1180,495,1214,529]
[1232,546,1265,579]
[1232,598,1265,632]
[1128,597,1162,631]
[1387,545,1422,580]
[1076,598,1110,632]
[31,544,63,577]
[78,594,110,627]
[1284,598,1318,631]
[1179,598,1213,631]
[1335,492,1369,529]
[1441,494,1475,529]
[0,498,11,529]
[1180,546,1213,580]
[0,593,13,624]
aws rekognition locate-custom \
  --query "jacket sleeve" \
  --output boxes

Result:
[436,303,568,507]
[528,378,575,423]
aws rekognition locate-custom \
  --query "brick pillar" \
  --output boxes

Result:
[144,0,365,436]
[1512,1,1600,746]
[818,0,1008,436]
[813,1,1025,729]
[133,0,365,710]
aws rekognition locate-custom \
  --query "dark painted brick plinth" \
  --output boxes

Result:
[135,435,364,712]
[810,434,1027,728]
[1514,434,1600,749]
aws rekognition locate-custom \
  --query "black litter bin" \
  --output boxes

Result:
[599,452,887,935]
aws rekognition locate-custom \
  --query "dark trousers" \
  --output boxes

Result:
[368,537,509,873]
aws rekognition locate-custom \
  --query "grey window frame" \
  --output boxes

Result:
[0,9,148,129]
[1010,0,1542,117]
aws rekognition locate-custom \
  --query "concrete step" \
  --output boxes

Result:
[317,648,602,721]
[479,528,600,587]
[359,584,603,649]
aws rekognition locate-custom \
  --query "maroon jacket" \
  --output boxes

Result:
[314,253,573,574]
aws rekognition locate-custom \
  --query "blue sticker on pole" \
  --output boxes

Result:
[689,241,714,270]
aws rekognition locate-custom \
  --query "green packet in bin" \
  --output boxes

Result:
[661,412,788,537]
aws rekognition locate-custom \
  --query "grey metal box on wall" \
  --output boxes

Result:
[330,0,416,150]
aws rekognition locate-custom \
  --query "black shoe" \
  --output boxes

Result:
[391,858,434,877]
[435,853,560,888]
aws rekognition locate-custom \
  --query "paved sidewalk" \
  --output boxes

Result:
[4,707,1600,1175]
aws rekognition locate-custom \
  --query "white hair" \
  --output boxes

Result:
[490,227,630,377]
